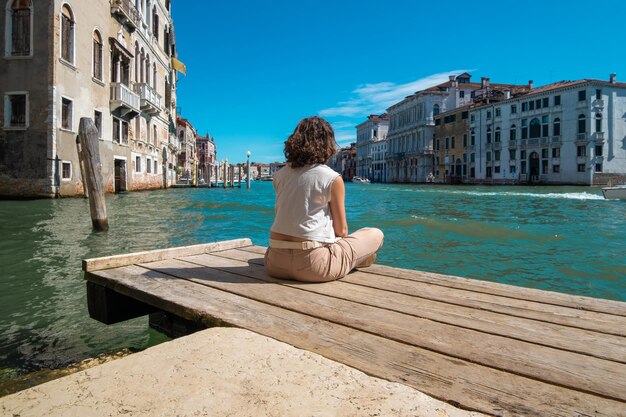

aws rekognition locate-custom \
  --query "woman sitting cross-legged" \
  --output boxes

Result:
[265,116,384,282]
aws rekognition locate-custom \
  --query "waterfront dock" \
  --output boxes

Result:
[81,238,626,416]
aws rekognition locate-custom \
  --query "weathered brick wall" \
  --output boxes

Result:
[593,173,626,186]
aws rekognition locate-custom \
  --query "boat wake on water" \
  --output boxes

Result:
[399,188,604,200]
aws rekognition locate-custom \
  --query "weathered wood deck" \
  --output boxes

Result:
[83,238,626,417]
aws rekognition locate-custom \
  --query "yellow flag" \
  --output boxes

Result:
[171,57,187,75]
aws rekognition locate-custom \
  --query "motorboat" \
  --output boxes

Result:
[601,185,626,200]
[352,176,371,184]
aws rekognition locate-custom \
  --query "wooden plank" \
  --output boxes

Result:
[238,245,626,316]
[85,265,626,416]
[221,247,626,336]
[82,238,252,272]
[86,281,157,324]
[207,249,626,363]
[141,255,626,402]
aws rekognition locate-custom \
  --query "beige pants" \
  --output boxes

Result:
[264,228,384,282]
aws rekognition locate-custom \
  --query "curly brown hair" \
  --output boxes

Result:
[284,116,337,168]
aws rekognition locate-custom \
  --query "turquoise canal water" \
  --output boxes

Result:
[1,182,625,384]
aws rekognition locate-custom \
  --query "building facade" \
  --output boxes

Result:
[175,116,196,180]
[385,74,528,183]
[355,114,389,181]
[0,0,183,197]
[433,107,471,183]
[196,133,216,183]
[328,142,356,180]
[468,76,626,185]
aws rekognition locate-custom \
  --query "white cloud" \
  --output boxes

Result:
[319,69,473,118]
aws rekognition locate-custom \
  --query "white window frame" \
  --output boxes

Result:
[146,157,152,173]
[61,160,72,180]
[92,28,103,82]
[4,91,29,130]
[135,155,142,173]
[60,95,73,131]
[153,159,158,174]
[4,0,34,59]
[59,2,76,66]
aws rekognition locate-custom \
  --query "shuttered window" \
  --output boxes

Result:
[93,32,103,80]
[11,1,31,56]
[61,6,74,63]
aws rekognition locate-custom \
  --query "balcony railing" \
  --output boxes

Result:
[595,132,605,141]
[508,140,517,147]
[134,83,162,115]
[111,0,141,31]
[593,99,605,108]
[551,136,561,144]
[110,82,140,118]
[576,133,588,142]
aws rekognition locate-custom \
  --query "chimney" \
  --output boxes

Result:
[610,73,616,84]
[528,80,534,89]
[449,75,457,88]
[504,89,511,99]
[449,75,456,82]
[481,77,490,88]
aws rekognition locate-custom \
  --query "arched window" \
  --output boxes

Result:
[495,127,501,142]
[510,124,516,141]
[92,30,103,80]
[433,104,440,116]
[152,62,157,90]
[529,118,541,138]
[595,113,602,133]
[578,114,586,134]
[7,0,32,56]
[140,48,145,83]
[553,118,560,136]
[163,24,170,55]
[145,55,150,86]
[486,127,492,143]
[60,4,74,63]
[134,42,140,82]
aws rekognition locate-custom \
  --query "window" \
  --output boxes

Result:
[596,89,602,100]
[595,163,603,172]
[61,5,75,63]
[521,102,528,112]
[554,95,561,106]
[529,118,541,138]
[578,90,586,101]
[553,118,561,136]
[578,114,586,134]
[61,97,73,130]
[542,148,549,159]
[62,161,72,180]
[577,145,586,157]
[4,93,28,128]
[542,116,549,137]
[520,150,526,160]
[535,99,541,109]
[470,129,475,145]
[510,165,516,174]
[552,147,560,158]
[542,97,549,108]
[470,153,475,163]
[509,149,516,160]
[495,108,501,117]
[595,113,602,132]
[553,165,560,173]
[470,114,475,123]
[435,138,440,151]
[494,166,500,174]
[542,159,548,174]
[451,136,455,149]
[595,145,603,157]
[154,160,158,174]
[7,0,32,56]
[152,7,159,40]
[459,90,465,98]
[529,101,535,111]
[510,125,516,141]
[113,117,129,144]
[495,127,501,142]
[445,137,449,150]
[94,110,102,137]
[486,127,492,143]
[511,104,517,114]
[463,133,467,147]
[486,110,492,119]
[577,164,585,172]
[92,31,103,80]
[486,151,491,162]
[153,125,158,145]
[147,157,152,173]
[433,104,440,116]
[135,156,141,172]
[521,119,528,139]
[461,111,468,120]
[494,150,501,161]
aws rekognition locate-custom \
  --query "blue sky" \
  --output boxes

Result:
[172,0,625,164]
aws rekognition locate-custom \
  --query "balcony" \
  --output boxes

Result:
[421,146,434,155]
[508,140,517,148]
[576,133,589,144]
[110,82,140,119]
[111,0,141,32]
[134,83,162,115]
[593,99,605,109]
[595,132,605,143]
[527,138,540,146]
[551,136,561,145]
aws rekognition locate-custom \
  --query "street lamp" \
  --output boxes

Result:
[246,150,251,189]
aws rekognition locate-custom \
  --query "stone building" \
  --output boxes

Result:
[175,116,196,180]
[433,106,471,183]
[468,75,626,185]
[385,74,528,183]
[0,0,183,197]
[355,114,388,181]
[196,133,216,183]
[328,143,356,181]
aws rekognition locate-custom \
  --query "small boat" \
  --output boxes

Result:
[352,176,370,184]
[602,185,626,200]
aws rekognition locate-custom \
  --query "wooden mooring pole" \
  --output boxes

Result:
[78,117,109,231]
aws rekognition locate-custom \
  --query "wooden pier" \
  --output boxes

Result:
[83,238,626,417]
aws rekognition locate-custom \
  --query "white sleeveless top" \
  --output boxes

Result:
[270,164,340,243]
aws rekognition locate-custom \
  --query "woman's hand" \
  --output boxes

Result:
[329,176,348,237]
